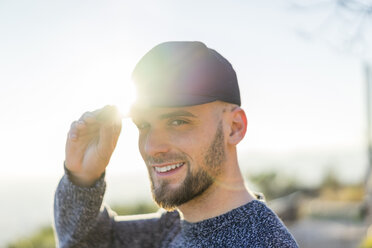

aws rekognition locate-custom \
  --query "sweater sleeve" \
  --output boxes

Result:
[53,173,180,248]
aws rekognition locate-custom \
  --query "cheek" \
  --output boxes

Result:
[137,134,146,158]
[172,131,194,146]
[180,134,210,164]
[172,130,205,155]
[137,128,211,160]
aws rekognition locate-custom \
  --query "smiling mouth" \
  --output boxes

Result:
[153,162,184,173]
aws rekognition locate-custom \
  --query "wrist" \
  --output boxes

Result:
[64,162,105,187]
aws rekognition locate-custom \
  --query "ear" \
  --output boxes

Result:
[227,107,247,145]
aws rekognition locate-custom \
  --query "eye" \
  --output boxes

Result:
[135,121,150,130]
[169,119,188,126]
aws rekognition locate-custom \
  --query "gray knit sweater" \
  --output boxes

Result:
[54,174,298,248]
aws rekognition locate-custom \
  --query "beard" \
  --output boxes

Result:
[147,121,226,210]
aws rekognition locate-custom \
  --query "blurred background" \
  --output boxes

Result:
[1,0,372,247]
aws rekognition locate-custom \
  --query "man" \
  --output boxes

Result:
[54,41,298,247]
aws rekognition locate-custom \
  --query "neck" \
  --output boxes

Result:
[177,158,255,223]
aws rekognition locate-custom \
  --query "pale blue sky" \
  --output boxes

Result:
[0,0,370,185]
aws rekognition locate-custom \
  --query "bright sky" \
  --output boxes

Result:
[0,0,371,185]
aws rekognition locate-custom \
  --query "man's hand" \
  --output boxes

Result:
[65,105,122,186]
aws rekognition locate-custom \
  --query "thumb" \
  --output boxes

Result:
[97,106,122,161]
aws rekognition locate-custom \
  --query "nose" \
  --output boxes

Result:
[141,128,170,157]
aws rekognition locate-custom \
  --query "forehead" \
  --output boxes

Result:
[130,102,221,121]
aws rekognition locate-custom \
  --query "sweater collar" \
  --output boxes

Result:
[179,200,264,239]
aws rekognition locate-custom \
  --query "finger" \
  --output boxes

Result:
[112,118,122,137]
[100,121,122,150]
[70,127,101,140]
[68,120,94,141]
[76,120,101,137]
[68,121,80,141]
[104,106,122,141]
[96,120,122,161]
[73,110,103,137]
[79,111,97,124]
[70,119,88,130]
[96,105,120,123]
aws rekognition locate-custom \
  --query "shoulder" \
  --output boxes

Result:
[237,200,299,247]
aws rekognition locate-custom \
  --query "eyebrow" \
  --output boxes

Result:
[159,110,197,120]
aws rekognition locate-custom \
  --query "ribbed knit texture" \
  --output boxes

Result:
[54,174,298,248]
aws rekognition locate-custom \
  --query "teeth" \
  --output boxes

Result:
[155,163,183,173]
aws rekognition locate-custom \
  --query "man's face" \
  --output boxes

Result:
[132,102,227,210]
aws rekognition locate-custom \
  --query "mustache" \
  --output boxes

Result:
[146,153,189,164]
